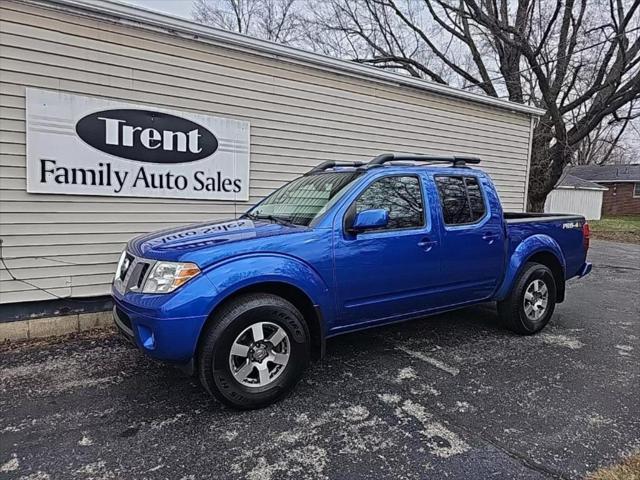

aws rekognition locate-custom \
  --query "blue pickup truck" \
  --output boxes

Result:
[112,153,592,409]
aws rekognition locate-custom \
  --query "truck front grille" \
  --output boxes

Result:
[125,258,152,292]
[118,253,135,281]
[114,254,153,293]
[136,263,150,289]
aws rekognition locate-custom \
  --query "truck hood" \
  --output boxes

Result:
[127,218,304,260]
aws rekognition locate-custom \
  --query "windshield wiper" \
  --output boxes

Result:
[242,212,295,226]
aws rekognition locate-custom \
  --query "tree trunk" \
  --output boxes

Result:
[527,194,547,213]
[526,125,574,212]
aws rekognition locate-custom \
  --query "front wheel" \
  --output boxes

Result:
[198,293,310,409]
[498,262,557,335]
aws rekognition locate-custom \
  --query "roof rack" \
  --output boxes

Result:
[304,160,366,175]
[369,153,481,167]
[304,153,481,175]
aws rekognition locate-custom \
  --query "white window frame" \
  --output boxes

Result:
[634,183,640,198]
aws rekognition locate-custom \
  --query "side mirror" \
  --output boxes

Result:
[351,208,389,232]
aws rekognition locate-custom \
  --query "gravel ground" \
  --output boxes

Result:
[1,240,638,480]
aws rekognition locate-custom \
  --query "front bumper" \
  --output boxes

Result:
[578,261,592,277]
[113,306,135,345]
[110,267,219,363]
[111,296,208,364]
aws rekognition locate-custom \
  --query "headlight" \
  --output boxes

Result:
[142,261,200,294]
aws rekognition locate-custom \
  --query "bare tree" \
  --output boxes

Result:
[193,0,640,209]
[193,0,303,44]
[303,0,640,210]
[573,105,637,165]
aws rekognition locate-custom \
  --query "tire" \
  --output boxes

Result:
[198,293,310,409]
[497,262,557,335]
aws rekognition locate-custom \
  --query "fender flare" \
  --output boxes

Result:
[495,234,566,301]
[199,253,334,350]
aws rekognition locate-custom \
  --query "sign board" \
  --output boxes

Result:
[26,88,250,201]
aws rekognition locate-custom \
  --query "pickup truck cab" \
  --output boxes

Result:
[112,153,592,409]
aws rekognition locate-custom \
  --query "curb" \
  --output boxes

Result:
[0,310,113,342]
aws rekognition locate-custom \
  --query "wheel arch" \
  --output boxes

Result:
[496,234,566,302]
[525,251,565,302]
[196,281,326,367]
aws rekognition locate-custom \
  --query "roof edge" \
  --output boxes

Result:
[21,0,545,117]
[556,185,608,191]
[582,180,639,183]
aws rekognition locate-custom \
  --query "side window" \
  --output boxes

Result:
[435,176,470,224]
[435,175,486,225]
[355,176,424,230]
[465,177,486,222]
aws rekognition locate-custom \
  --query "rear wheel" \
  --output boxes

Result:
[498,262,557,334]
[198,293,310,409]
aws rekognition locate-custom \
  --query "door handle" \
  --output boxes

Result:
[482,231,498,244]
[417,238,438,252]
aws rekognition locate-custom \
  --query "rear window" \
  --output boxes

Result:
[435,175,486,225]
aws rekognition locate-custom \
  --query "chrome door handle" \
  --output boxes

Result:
[417,239,438,252]
[482,231,498,244]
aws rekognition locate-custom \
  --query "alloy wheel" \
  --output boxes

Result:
[523,279,549,321]
[228,321,290,388]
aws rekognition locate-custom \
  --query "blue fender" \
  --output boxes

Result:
[495,234,566,301]
[202,253,334,331]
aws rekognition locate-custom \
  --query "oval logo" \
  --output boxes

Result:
[75,109,218,163]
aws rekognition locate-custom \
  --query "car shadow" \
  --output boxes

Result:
[111,302,512,419]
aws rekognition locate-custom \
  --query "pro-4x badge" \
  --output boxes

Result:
[562,221,581,229]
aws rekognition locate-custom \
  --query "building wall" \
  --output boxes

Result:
[544,188,604,220]
[0,0,534,304]
[601,183,640,216]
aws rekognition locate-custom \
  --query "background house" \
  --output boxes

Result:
[544,174,608,220]
[567,165,640,216]
[545,164,640,218]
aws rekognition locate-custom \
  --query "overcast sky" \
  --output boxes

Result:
[121,0,193,19]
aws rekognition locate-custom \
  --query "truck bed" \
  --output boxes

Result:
[503,212,587,281]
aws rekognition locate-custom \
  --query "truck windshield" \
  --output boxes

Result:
[245,171,362,226]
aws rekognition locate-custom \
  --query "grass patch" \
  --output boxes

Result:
[589,216,640,244]
[586,453,640,480]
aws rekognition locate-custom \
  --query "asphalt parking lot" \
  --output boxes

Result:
[1,240,638,480]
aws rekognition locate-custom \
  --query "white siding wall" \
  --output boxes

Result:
[544,189,604,220]
[0,0,534,304]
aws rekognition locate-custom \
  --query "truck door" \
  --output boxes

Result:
[333,173,442,328]
[432,174,505,304]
